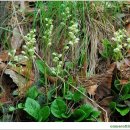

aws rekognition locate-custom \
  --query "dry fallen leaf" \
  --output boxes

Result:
[99,96,114,107]
[86,84,98,96]
[0,51,9,62]
[0,94,9,103]
[11,65,34,81]
[18,78,34,96]
[119,80,129,85]
[106,62,116,74]
[4,69,34,97]
[4,69,27,88]
[99,96,114,122]
[117,58,130,80]
[47,75,58,83]
[0,62,7,72]
[11,27,23,50]
[78,63,115,101]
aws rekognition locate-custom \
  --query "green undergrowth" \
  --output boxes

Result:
[0,1,129,122]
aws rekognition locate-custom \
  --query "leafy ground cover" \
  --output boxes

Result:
[0,1,130,122]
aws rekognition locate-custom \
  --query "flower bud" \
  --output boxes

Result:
[62,12,65,16]
[53,57,59,62]
[58,54,62,58]
[24,56,28,59]
[8,52,11,56]
[23,45,27,49]
[114,48,120,53]
[59,61,63,65]
[112,37,116,41]
[45,18,48,21]
[124,43,127,47]
[118,45,122,49]
[12,49,16,54]
[64,46,69,50]
[27,42,31,45]
[127,38,130,43]
[24,36,28,40]
[14,56,18,61]
[32,55,36,58]
[127,44,130,49]
[57,64,62,68]
[75,38,79,43]
[61,22,65,26]
[21,51,26,54]
[65,7,70,12]
[52,52,57,56]
[30,30,34,34]
[68,41,73,45]
[50,25,53,30]
[69,32,73,36]
[8,62,13,66]
[48,42,52,46]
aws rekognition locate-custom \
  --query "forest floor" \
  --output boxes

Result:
[0,1,130,122]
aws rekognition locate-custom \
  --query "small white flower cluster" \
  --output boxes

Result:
[112,29,126,43]
[8,49,19,67]
[112,29,130,53]
[22,29,36,59]
[43,18,53,47]
[61,5,71,26]
[8,49,16,60]
[52,52,63,75]
[64,21,79,50]
[113,44,122,53]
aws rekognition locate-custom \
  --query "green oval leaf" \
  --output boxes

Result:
[80,104,94,118]
[122,83,130,95]
[9,106,16,112]
[116,107,130,116]
[73,87,85,103]
[91,110,101,118]
[73,109,86,122]
[109,102,116,110]
[114,80,121,91]
[39,106,50,121]
[64,91,73,100]
[51,98,67,118]
[87,110,101,121]
[24,97,40,120]
[18,103,24,109]
[36,60,45,74]
[122,94,130,100]
[26,86,39,99]
[36,60,54,76]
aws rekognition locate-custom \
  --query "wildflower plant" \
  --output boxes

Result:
[21,29,37,79]
[7,29,37,80]
[22,29,36,60]
[102,29,130,61]
[63,21,79,52]
[68,22,79,46]
[8,49,17,67]
[111,29,130,60]
[51,21,80,75]
[43,18,53,47]
[51,52,63,75]
[60,5,71,26]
